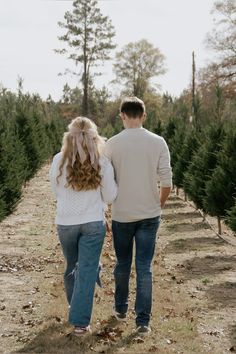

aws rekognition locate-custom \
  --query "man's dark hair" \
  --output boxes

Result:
[120,97,145,118]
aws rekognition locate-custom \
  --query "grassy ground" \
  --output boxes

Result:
[0,163,236,354]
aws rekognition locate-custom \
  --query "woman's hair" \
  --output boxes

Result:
[57,116,105,191]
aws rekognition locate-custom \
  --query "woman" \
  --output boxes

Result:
[49,117,117,335]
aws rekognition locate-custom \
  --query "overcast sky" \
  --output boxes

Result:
[0,0,217,101]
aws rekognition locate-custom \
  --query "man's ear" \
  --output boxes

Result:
[120,112,126,121]
[142,113,147,123]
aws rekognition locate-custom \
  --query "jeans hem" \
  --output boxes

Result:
[69,321,90,327]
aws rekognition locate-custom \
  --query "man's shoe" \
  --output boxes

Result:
[112,308,127,321]
[135,325,151,335]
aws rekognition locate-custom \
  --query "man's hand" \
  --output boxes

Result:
[160,187,171,209]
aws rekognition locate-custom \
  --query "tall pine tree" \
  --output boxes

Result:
[56,0,116,115]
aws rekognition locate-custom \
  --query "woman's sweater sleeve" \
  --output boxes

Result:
[49,155,59,198]
[100,157,118,204]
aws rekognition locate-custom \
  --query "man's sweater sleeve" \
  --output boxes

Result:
[158,138,172,188]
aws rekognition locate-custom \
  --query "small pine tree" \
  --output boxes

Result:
[15,96,42,179]
[173,128,199,189]
[227,202,236,232]
[153,120,163,135]
[0,88,66,221]
[183,123,225,211]
[204,126,236,233]
[162,118,176,144]
[0,110,27,218]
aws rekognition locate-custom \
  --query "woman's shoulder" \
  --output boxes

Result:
[51,152,63,170]
[99,155,111,167]
[53,152,63,161]
[51,152,63,165]
[99,155,114,173]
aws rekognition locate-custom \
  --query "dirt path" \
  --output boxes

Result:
[1,163,236,354]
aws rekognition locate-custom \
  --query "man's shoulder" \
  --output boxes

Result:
[106,131,125,144]
[143,129,166,143]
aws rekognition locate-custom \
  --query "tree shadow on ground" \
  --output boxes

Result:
[178,255,236,279]
[17,321,91,354]
[228,323,236,351]
[162,211,201,222]
[16,317,141,354]
[206,282,236,308]
[166,221,211,233]
[165,236,225,254]
[164,202,186,209]
[168,195,181,202]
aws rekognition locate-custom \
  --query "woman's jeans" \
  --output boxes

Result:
[112,216,161,327]
[57,221,106,327]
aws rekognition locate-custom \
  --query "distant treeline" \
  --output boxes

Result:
[0,89,66,221]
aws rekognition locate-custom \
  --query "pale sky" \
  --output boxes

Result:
[0,0,217,101]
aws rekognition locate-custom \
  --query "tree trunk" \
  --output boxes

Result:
[82,12,88,116]
[82,73,88,116]
[217,216,222,235]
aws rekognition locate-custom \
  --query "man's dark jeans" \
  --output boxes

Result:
[112,216,161,327]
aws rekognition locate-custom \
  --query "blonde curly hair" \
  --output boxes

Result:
[57,117,105,191]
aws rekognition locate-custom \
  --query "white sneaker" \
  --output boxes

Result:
[112,307,127,321]
[74,325,92,336]
[135,325,151,335]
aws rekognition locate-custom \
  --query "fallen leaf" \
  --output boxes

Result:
[133,336,144,343]
[165,338,176,345]
[149,345,159,352]
[22,301,34,310]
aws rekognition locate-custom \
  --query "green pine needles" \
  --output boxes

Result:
[0,89,66,221]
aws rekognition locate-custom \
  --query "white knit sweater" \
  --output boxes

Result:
[49,152,117,225]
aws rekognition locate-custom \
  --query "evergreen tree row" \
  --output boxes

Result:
[0,89,66,221]
[59,82,236,235]
[163,117,236,235]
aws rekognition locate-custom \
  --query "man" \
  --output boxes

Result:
[105,96,172,335]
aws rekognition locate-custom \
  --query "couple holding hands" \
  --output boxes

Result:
[49,96,172,336]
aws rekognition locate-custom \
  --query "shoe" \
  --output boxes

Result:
[135,325,151,335]
[112,308,127,321]
[96,263,102,288]
[74,325,92,336]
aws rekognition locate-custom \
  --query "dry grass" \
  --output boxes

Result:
[1,164,236,354]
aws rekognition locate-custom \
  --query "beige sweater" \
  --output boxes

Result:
[105,127,172,222]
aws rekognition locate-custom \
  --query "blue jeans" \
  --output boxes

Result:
[57,221,106,327]
[112,216,160,327]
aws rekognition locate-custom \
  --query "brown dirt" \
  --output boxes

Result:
[1,163,236,354]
